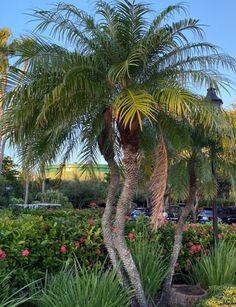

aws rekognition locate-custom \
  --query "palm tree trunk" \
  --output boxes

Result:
[114,146,147,307]
[24,176,29,205]
[157,159,197,307]
[101,157,130,286]
[99,107,130,287]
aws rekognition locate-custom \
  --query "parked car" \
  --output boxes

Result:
[130,208,150,220]
[15,203,62,209]
[218,207,236,224]
[167,212,179,223]
[197,207,236,224]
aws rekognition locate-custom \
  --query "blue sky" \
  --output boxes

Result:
[1,0,236,106]
[1,0,236,162]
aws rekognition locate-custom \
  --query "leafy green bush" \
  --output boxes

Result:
[31,262,132,307]
[198,198,235,207]
[55,179,108,207]
[196,286,236,306]
[0,209,235,292]
[131,231,168,304]
[0,209,105,289]
[36,189,73,209]
[192,241,236,289]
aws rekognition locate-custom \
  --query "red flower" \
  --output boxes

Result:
[128,233,135,240]
[80,237,86,243]
[0,249,6,261]
[196,244,202,251]
[204,249,210,254]
[190,245,197,254]
[90,202,97,207]
[21,249,30,257]
[60,245,67,253]
[88,218,95,226]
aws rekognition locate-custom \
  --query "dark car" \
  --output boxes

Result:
[198,206,236,224]
[130,208,150,220]
[167,212,179,223]
[218,207,236,224]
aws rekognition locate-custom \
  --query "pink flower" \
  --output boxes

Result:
[128,233,135,240]
[60,245,67,253]
[90,202,97,207]
[21,249,30,257]
[0,249,6,261]
[204,249,210,254]
[232,223,236,228]
[196,244,202,251]
[190,245,197,254]
[175,262,179,268]
[125,215,131,221]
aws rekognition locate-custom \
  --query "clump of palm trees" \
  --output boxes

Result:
[1,1,236,306]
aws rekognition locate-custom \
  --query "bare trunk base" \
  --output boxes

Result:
[168,285,206,307]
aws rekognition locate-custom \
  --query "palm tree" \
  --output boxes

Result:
[4,1,236,305]
[157,110,236,306]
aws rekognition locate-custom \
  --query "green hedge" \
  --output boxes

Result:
[0,209,235,289]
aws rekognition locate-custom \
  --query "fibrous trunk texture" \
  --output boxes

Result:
[114,146,147,307]
[99,108,129,287]
[157,159,197,307]
[150,135,168,229]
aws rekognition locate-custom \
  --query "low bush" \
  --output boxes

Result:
[196,286,236,307]
[0,209,235,291]
[36,189,73,209]
[192,241,236,288]
[0,209,105,289]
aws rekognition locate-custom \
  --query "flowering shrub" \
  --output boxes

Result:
[0,209,106,288]
[0,209,235,289]
[125,218,236,275]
